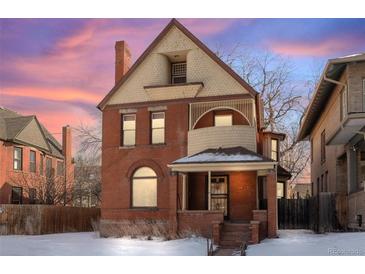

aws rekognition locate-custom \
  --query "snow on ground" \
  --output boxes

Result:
[247,230,365,256]
[0,232,208,256]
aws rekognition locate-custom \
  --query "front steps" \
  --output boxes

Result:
[219,222,251,248]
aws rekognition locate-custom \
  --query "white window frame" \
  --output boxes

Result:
[151,112,165,144]
[122,114,136,146]
[132,167,158,208]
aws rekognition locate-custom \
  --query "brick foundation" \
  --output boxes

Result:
[177,210,224,238]
[252,209,268,240]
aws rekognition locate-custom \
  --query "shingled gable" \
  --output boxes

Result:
[97,18,258,110]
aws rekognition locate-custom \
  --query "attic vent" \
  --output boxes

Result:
[171,62,186,84]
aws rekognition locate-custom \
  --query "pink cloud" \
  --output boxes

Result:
[266,36,364,57]
[180,19,240,36]
[1,87,102,105]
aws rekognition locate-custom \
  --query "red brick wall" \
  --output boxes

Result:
[177,210,224,237]
[267,171,277,237]
[253,209,268,240]
[0,141,66,204]
[229,171,257,221]
[101,102,189,222]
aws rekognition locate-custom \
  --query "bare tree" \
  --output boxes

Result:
[215,44,316,183]
[73,154,101,207]
[9,169,74,205]
[72,120,102,207]
[74,121,102,158]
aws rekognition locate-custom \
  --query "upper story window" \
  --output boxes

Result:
[40,154,44,175]
[121,114,136,146]
[171,62,186,84]
[340,87,347,121]
[214,114,233,127]
[271,138,279,161]
[29,150,36,173]
[13,147,23,171]
[57,161,64,176]
[46,157,52,178]
[151,112,165,144]
[321,130,326,163]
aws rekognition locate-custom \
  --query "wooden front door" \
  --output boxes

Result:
[210,176,229,219]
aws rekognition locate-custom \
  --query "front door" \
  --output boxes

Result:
[210,176,229,219]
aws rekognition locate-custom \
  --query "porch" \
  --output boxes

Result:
[168,146,278,245]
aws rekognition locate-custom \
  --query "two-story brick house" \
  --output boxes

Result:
[298,53,365,230]
[0,107,73,205]
[98,19,290,246]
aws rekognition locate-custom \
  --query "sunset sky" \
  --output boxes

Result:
[1,18,365,138]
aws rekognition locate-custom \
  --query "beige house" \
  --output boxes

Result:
[298,53,365,230]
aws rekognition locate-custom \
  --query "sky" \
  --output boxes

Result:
[0,18,365,139]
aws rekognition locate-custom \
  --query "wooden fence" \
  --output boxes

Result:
[278,193,341,232]
[0,204,100,235]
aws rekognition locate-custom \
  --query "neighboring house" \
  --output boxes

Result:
[98,19,290,245]
[0,107,73,205]
[288,178,312,199]
[298,53,365,230]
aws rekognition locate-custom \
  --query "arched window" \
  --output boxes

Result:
[132,167,157,207]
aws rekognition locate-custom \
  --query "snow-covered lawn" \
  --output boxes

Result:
[247,230,365,256]
[0,232,208,256]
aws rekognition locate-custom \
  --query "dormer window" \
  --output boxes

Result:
[271,138,279,161]
[171,62,186,84]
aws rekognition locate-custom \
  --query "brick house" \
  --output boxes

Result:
[0,107,73,205]
[298,53,365,230]
[98,19,290,245]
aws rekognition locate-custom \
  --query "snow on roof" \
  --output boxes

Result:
[172,146,272,164]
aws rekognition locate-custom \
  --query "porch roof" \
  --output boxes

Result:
[168,146,276,172]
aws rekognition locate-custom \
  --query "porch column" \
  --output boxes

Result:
[182,174,187,210]
[208,171,211,210]
[267,170,277,238]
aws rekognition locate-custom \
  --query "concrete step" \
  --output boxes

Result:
[219,239,244,248]
[223,223,250,233]
[221,231,250,241]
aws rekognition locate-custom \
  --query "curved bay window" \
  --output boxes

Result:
[132,167,157,208]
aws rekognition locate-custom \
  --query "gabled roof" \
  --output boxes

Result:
[297,53,365,141]
[172,146,274,165]
[97,18,258,110]
[0,107,63,158]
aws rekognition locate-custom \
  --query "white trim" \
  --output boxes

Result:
[168,161,277,172]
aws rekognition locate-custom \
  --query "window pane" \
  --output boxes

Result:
[215,115,232,127]
[277,182,284,198]
[271,139,278,161]
[14,147,22,170]
[152,113,165,128]
[132,178,157,207]
[134,167,156,178]
[123,115,135,130]
[152,128,164,144]
[123,130,135,146]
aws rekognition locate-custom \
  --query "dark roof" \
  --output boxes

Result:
[0,107,63,158]
[97,18,258,110]
[297,53,365,141]
[172,146,274,165]
[277,165,292,180]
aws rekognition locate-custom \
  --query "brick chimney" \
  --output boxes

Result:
[62,125,73,204]
[115,41,131,84]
